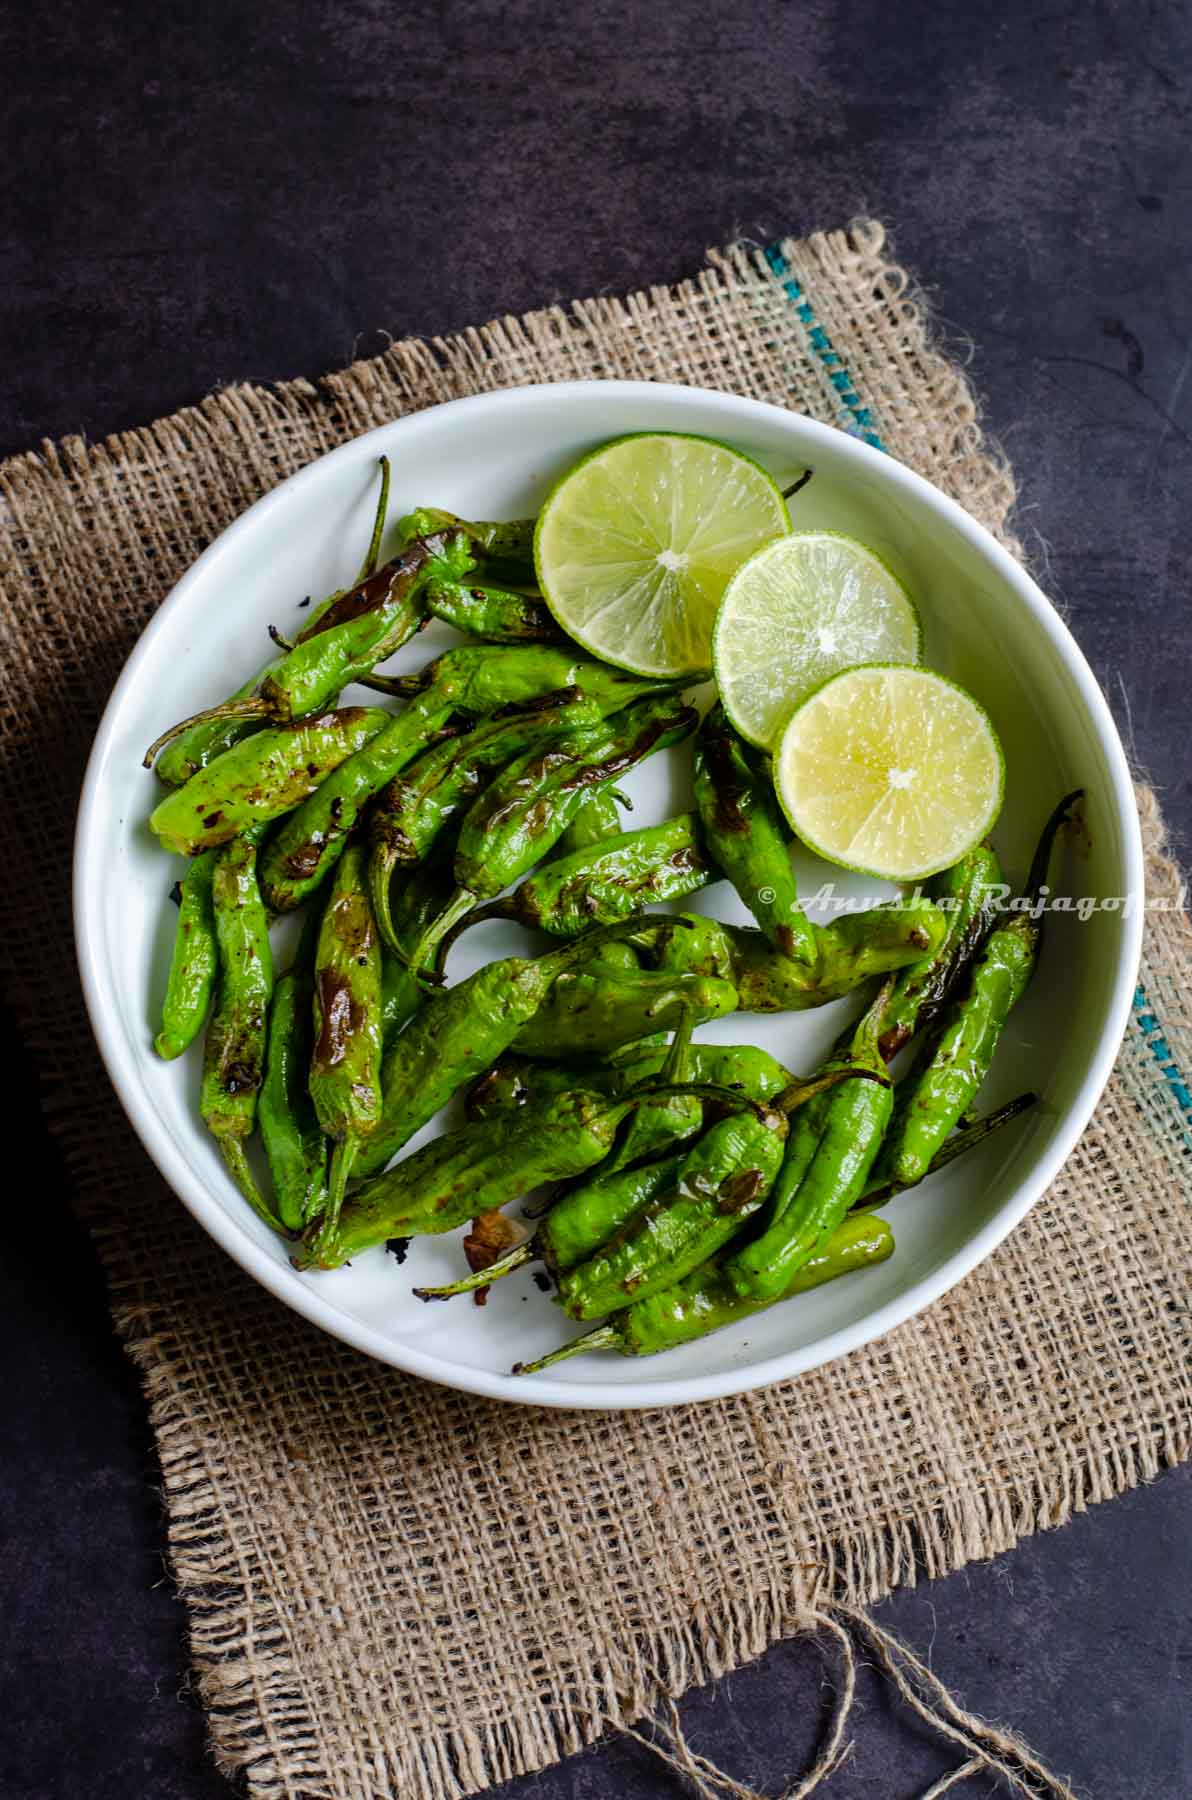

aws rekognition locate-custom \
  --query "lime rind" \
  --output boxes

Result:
[774,663,1005,882]
[713,529,923,750]
[534,433,790,679]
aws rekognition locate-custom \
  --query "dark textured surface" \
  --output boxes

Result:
[2,1,1190,1796]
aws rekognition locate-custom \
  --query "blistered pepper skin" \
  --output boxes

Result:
[693,703,816,964]
[149,708,390,856]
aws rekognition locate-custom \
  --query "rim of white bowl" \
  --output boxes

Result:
[74,380,1145,1410]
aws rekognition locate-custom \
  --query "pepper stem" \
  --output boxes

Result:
[217,1134,287,1235]
[359,669,425,699]
[369,843,403,959]
[307,1137,359,1260]
[414,1241,536,1301]
[512,1324,618,1375]
[772,1064,891,1117]
[355,456,392,583]
[143,695,270,769]
[1025,789,1084,905]
[402,884,479,976]
[853,1091,1038,1213]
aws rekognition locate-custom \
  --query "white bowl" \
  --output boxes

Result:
[74,381,1143,1409]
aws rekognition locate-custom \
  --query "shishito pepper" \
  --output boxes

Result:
[296,1079,748,1269]
[876,844,1004,1061]
[143,524,475,767]
[511,967,739,1060]
[871,791,1081,1188]
[642,903,947,1011]
[149,708,390,856]
[258,906,327,1232]
[462,814,712,938]
[154,849,219,1059]
[307,841,385,1246]
[404,691,699,972]
[693,701,816,964]
[550,786,627,858]
[514,1212,895,1372]
[353,917,688,1180]
[199,832,275,1226]
[154,457,393,787]
[723,983,895,1306]
[425,576,563,643]
[556,1066,873,1321]
[464,1040,793,1121]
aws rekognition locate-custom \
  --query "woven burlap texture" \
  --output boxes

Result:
[1,220,1189,1800]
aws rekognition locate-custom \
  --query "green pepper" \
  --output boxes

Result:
[512,967,739,1060]
[877,845,1004,1061]
[871,792,1080,1189]
[258,907,327,1232]
[148,707,390,855]
[154,850,218,1059]
[257,686,460,912]
[380,945,422,1047]
[154,458,392,786]
[143,525,474,767]
[354,917,682,1179]
[641,903,948,1011]
[549,785,628,859]
[465,1040,793,1121]
[514,1212,895,1371]
[723,983,895,1305]
[367,690,603,949]
[199,833,275,1226]
[425,577,563,643]
[368,642,675,715]
[557,1066,866,1321]
[467,814,712,938]
[406,692,699,971]
[397,507,536,577]
[307,841,385,1243]
[693,702,816,964]
[297,1078,744,1269]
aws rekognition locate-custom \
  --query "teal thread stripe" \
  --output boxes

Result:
[1133,984,1192,1115]
[763,242,887,450]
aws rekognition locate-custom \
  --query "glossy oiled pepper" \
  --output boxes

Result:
[199,833,275,1226]
[149,708,390,856]
[852,1091,1038,1214]
[693,702,816,964]
[425,577,562,643]
[465,813,711,938]
[367,690,603,950]
[557,1066,868,1321]
[371,642,672,714]
[723,982,895,1305]
[380,945,423,1047]
[406,692,699,971]
[877,845,1004,1061]
[415,1151,687,1301]
[512,967,739,1060]
[550,786,627,859]
[641,903,947,1012]
[397,507,536,579]
[154,458,392,787]
[307,842,385,1245]
[297,1079,741,1269]
[354,916,675,1179]
[465,1040,793,1121]
[414,1010,706,1302]
[154,849,218,1059]
[258,686,460,912]
[514,1212,894,1371]
[871,791,1081,1189]
[258,908,327,1232]
[143,526,474,767]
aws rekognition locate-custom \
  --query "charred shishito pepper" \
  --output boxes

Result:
[693,702,816,964]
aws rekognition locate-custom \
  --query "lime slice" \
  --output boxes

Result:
[774,664,1004,881]
[534,433,789,678]
[713,531,922,749]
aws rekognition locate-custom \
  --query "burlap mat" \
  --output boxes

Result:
[2,220,1189,1800]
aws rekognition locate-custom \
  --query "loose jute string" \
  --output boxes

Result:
[0,220,1188,1800]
